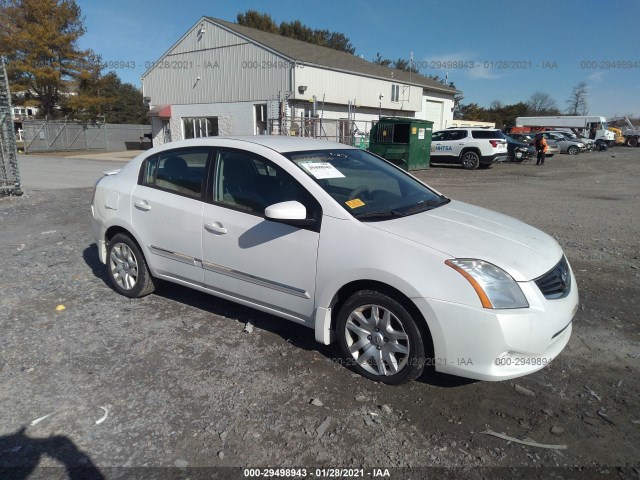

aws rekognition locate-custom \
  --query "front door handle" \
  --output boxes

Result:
[134,201,151,211]
[204,222,227,234]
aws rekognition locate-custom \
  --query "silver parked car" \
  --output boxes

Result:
[540,132,586,155]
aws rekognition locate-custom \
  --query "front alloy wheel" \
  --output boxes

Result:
[337,291,426,384]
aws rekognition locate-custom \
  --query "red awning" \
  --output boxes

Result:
[147,104,172,118]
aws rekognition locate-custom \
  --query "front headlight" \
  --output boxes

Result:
[445,259,529,309]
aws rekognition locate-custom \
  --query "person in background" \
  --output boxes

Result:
[534,133,548,166]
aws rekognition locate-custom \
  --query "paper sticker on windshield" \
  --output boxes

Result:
[299,161,345,179]
[345,198,365,209]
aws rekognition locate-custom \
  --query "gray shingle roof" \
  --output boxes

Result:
[207,17,457,94]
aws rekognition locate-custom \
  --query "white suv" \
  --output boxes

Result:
[430,128,508,169]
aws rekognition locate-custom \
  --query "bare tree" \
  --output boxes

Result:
[528,91,558,114]
[565,82,588,115]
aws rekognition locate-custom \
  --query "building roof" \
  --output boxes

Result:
[207,17,458,94]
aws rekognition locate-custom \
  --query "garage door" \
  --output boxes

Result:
[424,100,444,131]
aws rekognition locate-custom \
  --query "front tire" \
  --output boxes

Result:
[107,233,156,298]
[336,290,426,385]
[461,151,480,170]
[567,145,579,155]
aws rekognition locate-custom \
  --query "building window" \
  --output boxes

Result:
[391,84,400,102]
[183,117,219,139]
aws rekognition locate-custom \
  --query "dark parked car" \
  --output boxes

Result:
[508,133,560,157]
[502,134,535,162]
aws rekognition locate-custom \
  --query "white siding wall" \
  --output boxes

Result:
[142,19,290,106]
[293,66,422,112]
[414,90,455,130]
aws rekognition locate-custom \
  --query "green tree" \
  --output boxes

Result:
[60,51,112,122]
[61,68,148,124]
[485,101,530,128]
[99,72,148,124]
[236,10,278,33]
[455,102,488,121]
[0,0,96,119]
[392,58,419,74]
[372,52,392,67]
[236,10,355,54]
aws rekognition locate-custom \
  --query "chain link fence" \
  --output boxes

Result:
[23,121,151,153]
[0,56,21,196]
[267,117,375,149]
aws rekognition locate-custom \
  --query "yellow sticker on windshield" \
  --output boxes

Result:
[345,199,365,209]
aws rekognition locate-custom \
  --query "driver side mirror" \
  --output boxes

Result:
[265,201,316,227]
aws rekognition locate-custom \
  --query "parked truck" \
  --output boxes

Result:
[607,116,640,147]
[514,116,616,148]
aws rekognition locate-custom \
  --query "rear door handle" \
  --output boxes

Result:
[204,222,227,234]
[134,201,151,211]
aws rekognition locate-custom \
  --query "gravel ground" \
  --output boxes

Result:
[1,148,639,479]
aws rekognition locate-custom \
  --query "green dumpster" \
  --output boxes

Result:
[367,117,433,170]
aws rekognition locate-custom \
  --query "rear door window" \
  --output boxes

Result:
[447,130,467,141]
[140,147,211,199]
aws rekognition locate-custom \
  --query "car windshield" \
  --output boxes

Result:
[284,149,448,221]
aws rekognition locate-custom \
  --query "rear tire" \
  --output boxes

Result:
[106,233,156,298]
[336,290,426,385]
[626,137,639,147]
[461,151,480,170]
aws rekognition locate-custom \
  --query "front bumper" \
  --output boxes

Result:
[414,269,578,381]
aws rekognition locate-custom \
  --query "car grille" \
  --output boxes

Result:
[535,256,571,299]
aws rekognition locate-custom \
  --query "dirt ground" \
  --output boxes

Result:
[1,147,639,479]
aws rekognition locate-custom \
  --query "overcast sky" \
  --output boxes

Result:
[76,0,640,117]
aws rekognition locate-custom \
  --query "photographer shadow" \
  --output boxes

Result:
[0,426,104,479]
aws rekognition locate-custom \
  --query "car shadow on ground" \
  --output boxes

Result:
[0,427,104,479]
[82,244,111,288]
[82,243,477,389]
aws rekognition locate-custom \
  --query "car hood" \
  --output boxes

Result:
[368,200,563,281]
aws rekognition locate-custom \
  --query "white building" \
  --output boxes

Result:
[142,16,459,146]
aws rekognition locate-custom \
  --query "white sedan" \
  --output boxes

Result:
[91,136,578,384]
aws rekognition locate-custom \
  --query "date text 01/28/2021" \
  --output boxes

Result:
[243,468,392,477]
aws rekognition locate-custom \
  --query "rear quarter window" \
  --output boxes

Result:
[471,130,503,139]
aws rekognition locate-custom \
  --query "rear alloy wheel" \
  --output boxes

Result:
[567,145,580,155]
[107,233,156,298]
[461,151,480,170]
[337,290,426,384]
[626,137,639,147]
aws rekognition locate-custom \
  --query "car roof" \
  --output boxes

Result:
[147,136,354,154]
[437,127,499,132]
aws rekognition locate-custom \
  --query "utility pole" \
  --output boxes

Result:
[0,56,22,196]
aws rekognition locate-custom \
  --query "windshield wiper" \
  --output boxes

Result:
[353,209,405,221]
[402,197,451,215]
